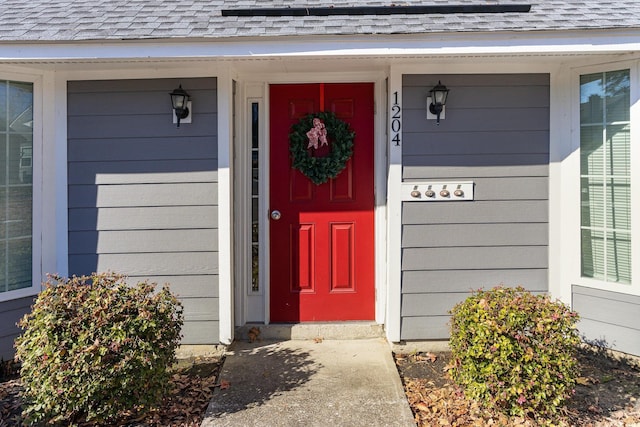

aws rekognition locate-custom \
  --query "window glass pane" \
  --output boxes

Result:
[252,163,259,195]
[251,103,259,149]
[252,198,258,224]
[580,125,603,176]
[606,124,630,176]
[580,177,604,228]
[251,245,259,292]
[7,186,32,239]
[9,134,32,185]
[0,244,4,292]
[606,178,631,230]
[0,82,6,133]
[8,82,33,132]
[580,74,603,124]
[0,80,33,293]
[252,217,259,243]
[0,139,5,186]
[7,238,31,291]
[581,229,605,280]
[605,70,630,123]
[0,190,4,240]
[606,231,631,284]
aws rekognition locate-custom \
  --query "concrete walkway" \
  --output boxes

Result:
[201,338,416,427]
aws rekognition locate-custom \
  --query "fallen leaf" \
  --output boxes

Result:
[415,402,430,412]
[576,376,592,386]
[219,380,231,390]
[313,337,323,343]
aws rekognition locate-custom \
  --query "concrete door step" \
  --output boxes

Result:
[235,322,384,341]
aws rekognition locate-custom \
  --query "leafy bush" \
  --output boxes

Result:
[448,286,580,419]
[15,273,183,425]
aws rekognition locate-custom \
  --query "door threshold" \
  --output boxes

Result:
[236,322,384,341]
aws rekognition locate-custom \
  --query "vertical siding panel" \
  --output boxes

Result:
[400,74,550,340]
[67,78,219,344]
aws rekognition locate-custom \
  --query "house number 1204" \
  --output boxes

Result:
[391,91,401,146]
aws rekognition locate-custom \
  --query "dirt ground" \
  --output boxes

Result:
[0,356,223,427]
[395,346,640,427]
[3,346,640,426]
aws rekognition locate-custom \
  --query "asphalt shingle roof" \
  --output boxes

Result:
[0,1,639,42]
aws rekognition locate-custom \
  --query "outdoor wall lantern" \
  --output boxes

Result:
[170,85,191,127]
[428,81,449,125]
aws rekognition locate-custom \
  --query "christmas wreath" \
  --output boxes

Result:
[289,111,355,185]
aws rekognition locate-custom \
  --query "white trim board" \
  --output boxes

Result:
[565,60,640,297]
[232,72,389,328]
[3,29,640,61]
[217,66,235,344]
[0,70,45,302]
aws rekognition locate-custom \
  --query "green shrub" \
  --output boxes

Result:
[15,273,183,425]
[448,286,580,419]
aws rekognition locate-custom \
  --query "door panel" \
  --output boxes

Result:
[269,83,375,322]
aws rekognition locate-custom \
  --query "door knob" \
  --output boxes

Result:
[270,210,282,220]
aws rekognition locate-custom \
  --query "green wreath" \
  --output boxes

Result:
[289,112,355,185]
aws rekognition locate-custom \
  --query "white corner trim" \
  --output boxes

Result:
[374,75,389,325]
[217,67,234,344]
[53,74,69,278]
[385,68,403,343]
[548,65,572,305]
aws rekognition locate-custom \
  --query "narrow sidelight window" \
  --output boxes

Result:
[580,70,631,284]
[0,80,33,293]
[251,102,260,292]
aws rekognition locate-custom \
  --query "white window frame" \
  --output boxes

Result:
[571,60,640,296]
[0,71,43,303]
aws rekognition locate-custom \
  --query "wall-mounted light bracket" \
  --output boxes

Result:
[170,85,192,127]
[427,81,449,125]
[426,97,445,122]
[172,101,192,126]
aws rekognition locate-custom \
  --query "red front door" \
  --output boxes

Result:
[269,83,375,322]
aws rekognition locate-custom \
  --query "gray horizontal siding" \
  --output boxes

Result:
[573,285,640,356]
[403,246,548,271]
[402,269,548,294]
[403,131,550,156]
[403,200,548,224]
[69,230,218,254]
[69,162,217,184]
[403,223,548,248]
[68,206,218,231]
[68,183,217,208]
[400,74,550,341]
[403,107,549,133]
[130,275,219,299]
[68,137,217,162]
[402,74,551,87]
[182,321,220,344]
[67,78,219,345]
[401,316,449,340]
[69,253,218,276]
[0,296,34,360]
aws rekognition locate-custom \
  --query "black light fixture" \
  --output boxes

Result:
[170,85,190,127]
[428,81,449,125]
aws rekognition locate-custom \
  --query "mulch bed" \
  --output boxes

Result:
[0,356,223,427]
[395,346,640,426]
